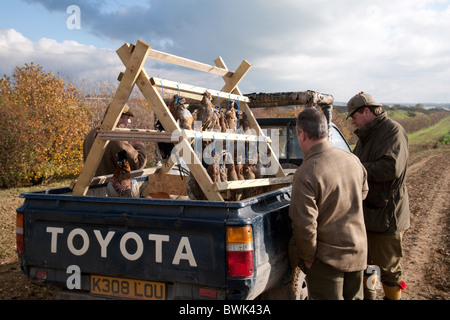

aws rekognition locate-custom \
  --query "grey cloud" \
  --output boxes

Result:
[23,0,320,61]
[18,0,450,103]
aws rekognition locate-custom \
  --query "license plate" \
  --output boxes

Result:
[91,275,165,300]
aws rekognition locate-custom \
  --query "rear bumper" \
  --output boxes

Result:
[24,266,232,300]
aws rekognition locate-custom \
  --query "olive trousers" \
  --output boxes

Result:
[305,259,364,300]
[365,231,405,300]
[366,231,404,284]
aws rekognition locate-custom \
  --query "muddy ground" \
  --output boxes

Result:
[0,145,449,300]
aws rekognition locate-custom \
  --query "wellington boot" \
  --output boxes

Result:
[382,283,401,300]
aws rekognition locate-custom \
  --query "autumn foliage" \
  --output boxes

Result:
[0,63,90,187]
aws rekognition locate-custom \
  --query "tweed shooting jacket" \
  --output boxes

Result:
[83,127,147,176]
[289,141,368,273]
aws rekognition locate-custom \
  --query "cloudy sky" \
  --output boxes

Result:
[1,0,450,104]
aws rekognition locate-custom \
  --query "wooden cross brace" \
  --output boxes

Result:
[72,40,151,196]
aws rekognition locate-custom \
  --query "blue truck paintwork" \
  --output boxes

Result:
[17,182,293,299]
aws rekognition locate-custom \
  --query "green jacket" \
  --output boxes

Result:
[353,112,410,234]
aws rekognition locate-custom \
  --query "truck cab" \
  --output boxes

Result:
[257,117,351,167]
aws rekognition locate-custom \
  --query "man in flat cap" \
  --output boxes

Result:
[83,104,147,176]
[347,92,410,300]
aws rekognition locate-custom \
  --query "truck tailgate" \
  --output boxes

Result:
[20,191,228,288]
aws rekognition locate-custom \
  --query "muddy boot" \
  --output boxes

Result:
[382,281,407,300]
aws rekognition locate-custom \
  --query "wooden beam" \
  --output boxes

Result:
[220,60,252,94]
[214,57,243,95]
[215,176,293,191]
[148,48,233,77]
[246,91,334,108]
[181,129,271,144]
[117,43,179,175]
[151,77,250,103]
[97,128,174,143]
[70,168,158,189]
[117,44,179,133]
[101,127,271,144]
[72,40,152,196]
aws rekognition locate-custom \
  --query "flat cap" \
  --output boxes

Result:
[122,104,134,117]
[347,92,382,119]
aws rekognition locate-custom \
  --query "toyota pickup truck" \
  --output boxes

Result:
[16,118,350,300]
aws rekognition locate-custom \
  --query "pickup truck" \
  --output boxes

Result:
[16,117,351,300]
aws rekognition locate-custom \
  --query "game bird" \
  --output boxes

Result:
[186,173,206,200]
[225,152,239,201]
[167,95,194,130]
[196,91,218,131]
[186,161,221,201]
[241,111,251,132]
[234,155,245,201]
[218,109,228,132]
[107,150,139,198]
[155,120,174,162]
[168,95,182,119]
[225,101,238,131]
[242,158,256,199]
[176,103,194,130]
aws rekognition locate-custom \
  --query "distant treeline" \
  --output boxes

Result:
[394,110,449,134]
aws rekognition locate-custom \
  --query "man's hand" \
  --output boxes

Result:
[132,141,145,148]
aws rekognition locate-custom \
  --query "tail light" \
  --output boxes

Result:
[16,213,24,254]
[226,226,254,278]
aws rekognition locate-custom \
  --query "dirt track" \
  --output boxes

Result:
[0,147,449,300]
[401,150,449,300]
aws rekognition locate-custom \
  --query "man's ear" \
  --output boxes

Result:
[298,129,306,142]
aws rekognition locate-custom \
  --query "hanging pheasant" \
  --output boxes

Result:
[196,91,218,131]
[218,108,228,132]
[168,95,182,119]
[186,173,205,200]
[234,155,245,201]
[168,95,194,130]
[107,150,139,198]
[241,111,251,132]
[175,103,194,130]
[225,101,238,132]
[186,162,220,201]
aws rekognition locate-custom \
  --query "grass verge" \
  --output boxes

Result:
[408,115,450,164]
[408,115,450,146]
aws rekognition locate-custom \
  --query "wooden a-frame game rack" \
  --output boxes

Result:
[71,40,292,201]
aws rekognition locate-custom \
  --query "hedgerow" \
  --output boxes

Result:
[0,63,90,187]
